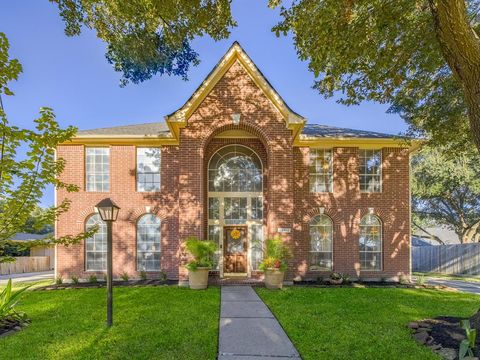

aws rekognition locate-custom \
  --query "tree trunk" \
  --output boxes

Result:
[428,0,480,153]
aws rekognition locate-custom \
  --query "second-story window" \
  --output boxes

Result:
[86,147,110,192]
[309,149,333,193]
[359,149,382,192]
[137,148,161,192]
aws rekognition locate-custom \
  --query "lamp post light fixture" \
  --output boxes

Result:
[95,198,120,327]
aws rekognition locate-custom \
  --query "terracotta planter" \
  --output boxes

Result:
[264,268,285,289]
[188,267,210,290]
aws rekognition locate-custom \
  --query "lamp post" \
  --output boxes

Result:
[95,198,120,327]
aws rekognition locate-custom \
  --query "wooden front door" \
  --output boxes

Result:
[223,226,247,273]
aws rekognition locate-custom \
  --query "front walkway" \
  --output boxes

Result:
[219,286,300,359]
[0,270,54,285]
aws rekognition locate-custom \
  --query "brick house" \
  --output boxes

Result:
[55,42,414,283]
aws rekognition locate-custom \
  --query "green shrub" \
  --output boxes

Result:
[71,276,79,284]
[459,319,477,359]
[159,271,167,281]
[88,274,98,283]
[416,274,425,286]
[340,273,351,284]
[120,272,129,282]
[184,236,217,271]
[55,277,63,285]
[330,272,342,280]
[259,237,292,272]
[0,279,30,327]
[140,271,147,281]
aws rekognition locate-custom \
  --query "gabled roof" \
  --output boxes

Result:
[165,41,306,140]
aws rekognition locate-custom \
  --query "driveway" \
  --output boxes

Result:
[427,278,480,295]
[0,270,54,285]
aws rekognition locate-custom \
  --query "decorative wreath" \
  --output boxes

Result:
[230,228,241,240]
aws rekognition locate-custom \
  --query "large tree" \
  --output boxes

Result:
[0,32,95,261]
[51,0,236,85]
[269,0,480,153]
[412,146,480,243]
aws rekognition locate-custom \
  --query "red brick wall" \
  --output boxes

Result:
[56,59,410,282]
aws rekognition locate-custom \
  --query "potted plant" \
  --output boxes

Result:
[185,236,217,290]
[329,272,343,285]
[259,237,291,289]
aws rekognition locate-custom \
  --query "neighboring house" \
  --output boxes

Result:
[412,226,460,246]
[56,42,416,283]
[7,233,54,271]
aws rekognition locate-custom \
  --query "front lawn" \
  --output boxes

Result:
[0,286,219,360]
[257,287,479,360]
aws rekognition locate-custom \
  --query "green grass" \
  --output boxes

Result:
[0,286,220,360]
[257,287,480,360]
[414,272,480,283]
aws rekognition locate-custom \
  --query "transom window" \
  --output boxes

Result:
[137,214,161,271]
[85,214,106,271]
[309,215,333,271]
[137,148,161,192]
[310,149,333,193]
[359,149,382,192]
[208,145,262,192]
[359,214,382,271]
[86,148,110,192]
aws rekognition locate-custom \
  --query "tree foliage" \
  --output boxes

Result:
[51,0,236,85]
[0,32,96,262]
[412,146,480,243]
[270,0,480,153]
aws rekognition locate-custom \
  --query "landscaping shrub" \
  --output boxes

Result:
[0,279,30,329]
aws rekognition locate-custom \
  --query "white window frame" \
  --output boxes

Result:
[85,147,110,192]
[136,147,161,192]
[85,214,107,271]
[309,149,333,193]
[359,149,382,193]
[136,214,161,271]
[309,215,333,271]
[359,214,382,271]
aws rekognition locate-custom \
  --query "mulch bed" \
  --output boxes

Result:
[34,279,176,291]
[410,316,480,360]
[0,318,29,338]
[292,279,456,291]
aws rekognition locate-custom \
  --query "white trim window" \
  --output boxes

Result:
[137,214,161,271]
[85,214,106,271]
[359,149,382,192]
[359,214,382,271]
[309,215,333,270]
[309,149,333,193]
[86,148,110,192]
[137,148,161,192]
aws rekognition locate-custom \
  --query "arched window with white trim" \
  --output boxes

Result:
[137,214,161,271]
[309,215,333,270]
[85,214,107,271]
[359,214,382,271]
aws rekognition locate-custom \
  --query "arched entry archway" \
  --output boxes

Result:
[207,144,264,277]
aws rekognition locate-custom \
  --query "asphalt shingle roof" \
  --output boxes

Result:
[77,122,171,137]
[9,233,52,242]
[77,122,397,139]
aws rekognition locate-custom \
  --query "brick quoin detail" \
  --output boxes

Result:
[56,58,410,282]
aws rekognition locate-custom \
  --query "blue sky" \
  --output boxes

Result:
[1,1,407,207]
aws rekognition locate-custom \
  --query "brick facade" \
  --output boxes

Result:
[56,48,411,282]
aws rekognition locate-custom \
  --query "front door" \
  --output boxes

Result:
[223,226,247,274]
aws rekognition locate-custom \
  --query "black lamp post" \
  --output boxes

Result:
[95,198,120,327]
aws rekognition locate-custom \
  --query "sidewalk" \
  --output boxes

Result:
[0,270,54,285]
[218,286,301,359]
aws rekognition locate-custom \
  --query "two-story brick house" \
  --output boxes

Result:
[55,42,413,283]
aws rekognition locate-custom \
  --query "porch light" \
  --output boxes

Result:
[96,198,120,222]
[232,113,241,125]
[95,198,120,327]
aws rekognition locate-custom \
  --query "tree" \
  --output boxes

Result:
[412,146,480,243]
[51,0,236,85]
[0,32,95,262]
[269,1,480,153]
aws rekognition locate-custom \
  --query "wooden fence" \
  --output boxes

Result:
[0,257,51,275]
[412,244,480,275]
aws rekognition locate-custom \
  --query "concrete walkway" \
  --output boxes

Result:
[0,270,54,285]
[427,278,480,295]
[219,286,301,359]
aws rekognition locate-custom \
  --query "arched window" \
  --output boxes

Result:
[309,215,333,270]
[208,145,262,192]
[137,214,161,271]
[85,214,107,271]
[359,214,382,271]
